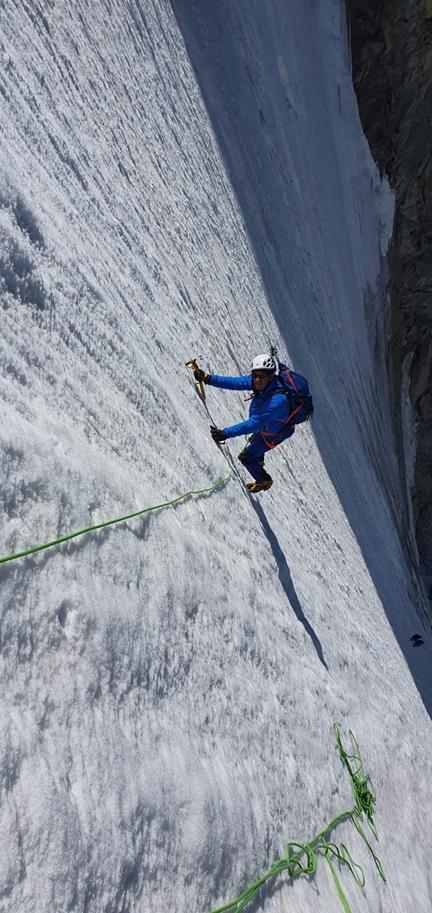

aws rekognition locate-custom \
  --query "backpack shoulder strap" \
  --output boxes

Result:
[282,366,299,394]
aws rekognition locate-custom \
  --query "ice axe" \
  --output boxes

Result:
[185,357,206,401]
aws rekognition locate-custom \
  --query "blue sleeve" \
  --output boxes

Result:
[208,373,253,391]
[224,392,291,439]
[224,416,295,439]
[224,416,261,438]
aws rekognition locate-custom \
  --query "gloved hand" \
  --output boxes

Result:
[210,425,226,443]
[194,367,211,383]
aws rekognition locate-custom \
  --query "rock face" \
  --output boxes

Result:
[347,0,432,601]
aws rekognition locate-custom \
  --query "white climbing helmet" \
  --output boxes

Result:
[251,353,276,372]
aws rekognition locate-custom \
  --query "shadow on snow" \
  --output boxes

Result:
[171,0,432,717]
[252,499,328,670]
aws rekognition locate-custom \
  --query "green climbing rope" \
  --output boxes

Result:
[209,725,386,913]
[0,475,230,566]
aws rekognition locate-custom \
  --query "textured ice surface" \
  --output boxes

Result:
[0,2,431,912]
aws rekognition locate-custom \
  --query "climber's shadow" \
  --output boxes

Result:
[251,500,328,670]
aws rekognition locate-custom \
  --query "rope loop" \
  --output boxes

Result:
[208,726,386,913]
[334,725,377,826]
[284,841,317,877]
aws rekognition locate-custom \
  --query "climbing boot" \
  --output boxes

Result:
[246,479,273,494]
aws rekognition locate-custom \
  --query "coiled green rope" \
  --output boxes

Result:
[209,725,386,913]
[0,475,230,566]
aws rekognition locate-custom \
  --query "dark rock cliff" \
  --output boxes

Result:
[346,0,432,604]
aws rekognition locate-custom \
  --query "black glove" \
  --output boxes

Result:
[194,367,211,383]
[210,425,226,444]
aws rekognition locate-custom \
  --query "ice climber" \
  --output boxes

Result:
[193,354,313,494]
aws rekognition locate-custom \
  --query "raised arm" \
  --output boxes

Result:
[208,373,253,391]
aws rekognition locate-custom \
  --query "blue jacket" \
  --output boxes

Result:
[208,373,294,441]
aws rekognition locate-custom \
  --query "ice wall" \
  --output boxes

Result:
[0,3,431,913]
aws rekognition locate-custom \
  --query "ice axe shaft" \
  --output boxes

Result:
[185,357,206,401]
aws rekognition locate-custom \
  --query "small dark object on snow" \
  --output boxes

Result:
[410,633,424,648]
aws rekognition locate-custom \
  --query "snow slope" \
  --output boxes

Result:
[0,1,431,912]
